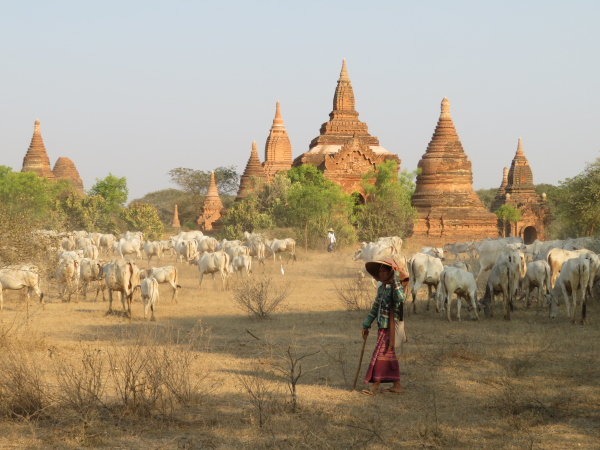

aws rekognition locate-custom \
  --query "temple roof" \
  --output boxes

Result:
[22,119,56,180]
[236,141,267,202]
[506,138,535,194]
[203,172,224,211]
[263,101,292,179]
[53,156,84,194]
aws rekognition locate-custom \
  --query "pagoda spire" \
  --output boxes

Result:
[236,140,267,202]
[339,58,349,81]
[206,171,219,198]
[333,59,355,113]
[22,119,56,180]
[198,172,224,231]
[263,101,292,180]
[516,137,524,156]
[172,204,181,228]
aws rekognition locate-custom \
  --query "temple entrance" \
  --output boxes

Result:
[523,226,537,244]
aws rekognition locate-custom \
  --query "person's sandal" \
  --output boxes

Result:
[362,387,379,396]
[381,388,402,394]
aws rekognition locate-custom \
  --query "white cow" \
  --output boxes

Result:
[104,259,140,317]
[521,260,551,309]
[79,258,104,300]
[546,256,590,323]
[77,237,95,250]
[443,241,473,261]
[73,230,88,242]
[85,232,102,248]
[99,234,116,255]
[61,237,76,251]
[547,248,594,288]
[139,277,159,321]
[353,242,395,262]
[377,236,403,254]
[159,239,175,258]
[83,244,99,260]
[196,251,230,290]
[435,266,479,322]
[143,241,164,264]
[59,250,84,261]
[231,255,253,278]
[0,267,44,311]
[407,253,444,313]
[450,261,472,272]
[481,261,518,320]
[265,238,297,263]
[173,239,198,263]
[141,266,180,302]
[54,258,80,303]
[245,239,266,266]
[172,231,204,241]
[122,231,145,243]
[114,238,142,260]
[420,247,445,260]
[194,236,218,254]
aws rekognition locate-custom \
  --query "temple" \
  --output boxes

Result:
[491,138,551,243]
[197,172,225,231]
[53,157,84,194]
[293,59,400,195]
[21,119,56,181]
[172,204,181,229]
[263,101,292,180]
[411,98,498,240]
[236,141,267,202]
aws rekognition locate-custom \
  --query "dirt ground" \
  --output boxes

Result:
[0,240,599,449]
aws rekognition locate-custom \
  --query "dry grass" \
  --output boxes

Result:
[0,245,598,449]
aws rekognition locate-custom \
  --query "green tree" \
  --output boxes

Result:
[494,204,522,237]
[354,162,418,242]
[476,188,498,210]
[130,188,199,227]
[87,173,128,212]
[168,166,240,197]
[119,203,164,240]
[59,190,116,233]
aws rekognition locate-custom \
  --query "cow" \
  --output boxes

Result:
[0,266,44,311]
[173,239,198,263]
[450,261,472,273]
[407,253,444,313]
[481,261,518,320]
[83,244,99,260]
[121,231,145,243]
[377,236,403,254]
[472,243,508,280]
[196,251,230,290]
[140,266,180,302]
[99,234,116,255]
[77,237,95,250]
[521,260,551,309]
[61,237,76,251]
[546,256,590,324]
[79,258,105,300]
[265,238,297,263]
[353,242,395,263]
[547,248,594,288]
[159,239,175,258]
[139,277,159,321]
[420,247,445,260]
[85,232,102,248]
[194,236,218,254]
[59,250,84,261]
[231,255,253,278]
[113,238,142,260]
[143,241,164,264]
[54,258,80,303]
[245,238,266,266]
[221,244,250,271]
[495,249,522,293]
[435,266,479,322]
[73,230,88,242]
[443,241,474,261]
[172,231,204,241]
[104,259,140,316]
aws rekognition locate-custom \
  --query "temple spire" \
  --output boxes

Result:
[339,59,349,81]
[236,140,267,202]
[263,101,292,180]
[172,205,181,228]
[21,119,56,180]
[516,137,524,156]
[207,171,219,198]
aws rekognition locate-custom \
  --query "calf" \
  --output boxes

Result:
[407,253,444,312]
[435,266,479,322]
[481,261,518,320]
[139,277,159,321]
[141,266,180,302]
[231,255,253,278]
[521,260,551,309]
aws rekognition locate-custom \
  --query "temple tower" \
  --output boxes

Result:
[197,172,225,231]
[236,140,267,202]
[21,119,56,180]
[491,138,551,242]
[53,157,84,194]
[293,59,400,194]
[411,98,498,240]
[172,204,181,229]
[263,101,292,180]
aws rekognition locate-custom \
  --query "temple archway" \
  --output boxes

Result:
[523,226,537,244]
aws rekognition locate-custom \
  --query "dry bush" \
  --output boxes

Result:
[334,278,373,311]
[233,276,291,319]
[237,367,277,428]
[0,346,49,420]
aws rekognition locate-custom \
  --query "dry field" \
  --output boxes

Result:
[0,240,599,449]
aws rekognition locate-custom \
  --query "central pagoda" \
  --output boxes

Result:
[411,98,498,240]
[293,60,400,194]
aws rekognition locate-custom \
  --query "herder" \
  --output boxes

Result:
[327,228,336,252]
[361,258,408,395]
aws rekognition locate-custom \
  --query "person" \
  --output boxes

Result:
[327,228,336,252]
[361,259,408,395]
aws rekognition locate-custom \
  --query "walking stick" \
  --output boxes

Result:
[352,334,368,391]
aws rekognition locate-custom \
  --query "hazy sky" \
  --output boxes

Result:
[1,1,599,201]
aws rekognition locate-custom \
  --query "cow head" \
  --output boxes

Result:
[546,292,559,318]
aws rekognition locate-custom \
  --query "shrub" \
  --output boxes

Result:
[334,278,374,311]
[119,202,164,240]
[232,277,291,319]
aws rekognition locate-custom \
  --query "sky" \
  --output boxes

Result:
[1,1,599,201]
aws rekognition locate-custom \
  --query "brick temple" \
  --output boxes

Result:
[263,101,293,181]
[292,60,400,196]
[197,172,225,231]
[411,98,498,240]
[21,119,84,195]
[236,141,267,202]
[491,138,551,243]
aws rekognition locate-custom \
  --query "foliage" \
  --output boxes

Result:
[87,173,128,212]
[476,188,498,210]
[59,190,116,233]
[168,166,240,197]
[354,163,418,242]
[119,203,164,240]
[130,188,198,226]
[495,204,522,237]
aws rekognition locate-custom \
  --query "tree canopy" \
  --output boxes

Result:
[168,166,240,197]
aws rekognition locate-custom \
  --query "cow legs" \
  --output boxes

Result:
[504,287,511,321]
[170,282,178,303]
[456,295,462,322]
[108,289,114,314]
[426,285,433,311]
[411,287,419,313]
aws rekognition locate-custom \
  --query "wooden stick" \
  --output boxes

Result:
[352,335,368,391]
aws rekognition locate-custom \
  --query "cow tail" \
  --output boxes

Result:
[175,268,181,289]
[508,267,514,313]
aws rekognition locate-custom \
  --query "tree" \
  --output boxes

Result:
[494,204,522,237]
[354,162,418,242]
[476,188,498,210]
[119,203,164,240]
[87,173,128,212]
[168,166,240,197]
[130,188,198,227]
[59,190,116,233]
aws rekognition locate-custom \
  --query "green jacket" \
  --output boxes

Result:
[362,270,405,330]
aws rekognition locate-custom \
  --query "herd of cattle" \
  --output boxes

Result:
[1,229,598,324]
[0,230,297,321]
[353,235,600,324]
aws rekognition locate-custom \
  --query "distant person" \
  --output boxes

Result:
[327,228,336,252]
[361,259,408,395]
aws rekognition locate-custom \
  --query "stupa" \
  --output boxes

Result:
[53,157,84,194]
[262,101,293,180]
[172,205,181,229]
[293,59,400,194]
[491,138,551,243]
[197,172,225,231]
[411,97,498,240]
[236,141,267,202]
[21,119,56,181]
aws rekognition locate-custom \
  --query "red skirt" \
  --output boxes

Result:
[364,328,400,384]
